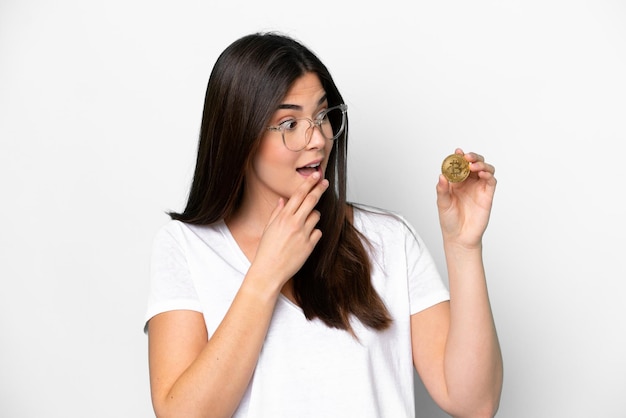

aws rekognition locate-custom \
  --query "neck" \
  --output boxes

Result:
[226,184,278,240]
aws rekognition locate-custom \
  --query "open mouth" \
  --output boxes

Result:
[296,162,321,177]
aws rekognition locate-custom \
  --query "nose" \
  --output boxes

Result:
[305,123,327,150]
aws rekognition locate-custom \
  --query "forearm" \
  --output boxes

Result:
[153,274,281,418]
[442,242,503,417]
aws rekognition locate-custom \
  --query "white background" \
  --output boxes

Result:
[1,1,625,417]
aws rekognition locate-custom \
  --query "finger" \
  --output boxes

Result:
[267,197,285,227]
[436,174,453,210]
[283,172,323,214]
[295,178,329,218]
[309,228,323,247]
[436,174,451,196]
[469,161,495,175]
[303,209,322,233]
[478,170,498,186]
[464,151,484,163]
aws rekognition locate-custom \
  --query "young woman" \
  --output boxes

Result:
[145,32,503,418]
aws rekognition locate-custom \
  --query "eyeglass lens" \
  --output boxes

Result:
[284,107,345,151]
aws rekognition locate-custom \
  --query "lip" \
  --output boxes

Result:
[298,158,323,169]
[296,158,324,177]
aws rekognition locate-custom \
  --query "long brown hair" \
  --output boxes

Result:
[170,32,391,332]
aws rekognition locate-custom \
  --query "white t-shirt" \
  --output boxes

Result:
[145,204,450,418]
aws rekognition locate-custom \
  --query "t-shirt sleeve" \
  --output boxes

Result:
[144,222,203,333]
[401,217,450,315]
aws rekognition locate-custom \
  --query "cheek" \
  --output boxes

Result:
[252,143,295,180]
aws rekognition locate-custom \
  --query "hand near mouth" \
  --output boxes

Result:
[249,171,329,288]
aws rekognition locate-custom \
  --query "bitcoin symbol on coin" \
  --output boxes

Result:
[441,154,470,183]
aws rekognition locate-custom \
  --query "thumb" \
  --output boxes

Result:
[436,174,452,208]
[266,198,285,227]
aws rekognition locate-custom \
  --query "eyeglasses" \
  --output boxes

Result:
[267,104,347,152]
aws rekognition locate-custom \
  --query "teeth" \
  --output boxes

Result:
[305,163,320,168]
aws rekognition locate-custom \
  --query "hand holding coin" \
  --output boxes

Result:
[441,153,470,183]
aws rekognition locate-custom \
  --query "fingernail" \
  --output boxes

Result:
[312,172,320,180]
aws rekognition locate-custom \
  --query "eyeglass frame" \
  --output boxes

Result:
[266,104,348,152]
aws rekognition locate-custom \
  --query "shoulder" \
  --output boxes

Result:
[153,219,188,245]
[151,220,207,255]
[351,203,430,255]
[351,203,416,237]
[153,219,223,244]
[151,219,235,266]
[149,221,191,263]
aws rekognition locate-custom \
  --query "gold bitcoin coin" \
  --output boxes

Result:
[441,153,470,183]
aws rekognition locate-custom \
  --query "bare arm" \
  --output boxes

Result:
[411,150,503,418]
[148,173,329,418]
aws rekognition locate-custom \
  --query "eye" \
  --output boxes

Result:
[315,109,330,124]
[278,118,299,131]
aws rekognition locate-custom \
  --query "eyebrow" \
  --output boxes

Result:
[277,94,327,111]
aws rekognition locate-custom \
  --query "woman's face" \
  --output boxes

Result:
[245,72,333,205]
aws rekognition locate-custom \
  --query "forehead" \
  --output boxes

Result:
[280,72,325,105]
